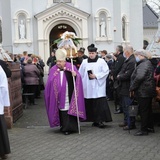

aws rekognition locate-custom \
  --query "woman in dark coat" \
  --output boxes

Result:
[130,49,156,136]
[23,58,40,104]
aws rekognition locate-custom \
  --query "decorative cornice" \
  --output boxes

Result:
[43,9,82,22]
[35,3,90,21]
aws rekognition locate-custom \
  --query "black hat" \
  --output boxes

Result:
[87,44,97,52]
[78,47,85,53]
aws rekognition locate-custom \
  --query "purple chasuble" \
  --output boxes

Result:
[44,62,86,127]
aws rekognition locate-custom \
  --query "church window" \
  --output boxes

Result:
[53,0,71,3]
[121,15,129,43]
[122,17,126,41]
[0,19,2,43]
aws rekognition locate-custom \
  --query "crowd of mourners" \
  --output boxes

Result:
[0,43,160,159]
[44,44,160,136]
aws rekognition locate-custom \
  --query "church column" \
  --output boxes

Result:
[26,18,30,40]
[126,22,129,42]
[107,17,111,40]
[82,19,89,51]
[43,39,49,73]
[95,17,99,38]
[158,12,160,30]
[13,19,19,41]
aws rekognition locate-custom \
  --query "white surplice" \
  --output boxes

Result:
[0,66,10,115]
[79,58,109,98]
[59,71,69,111]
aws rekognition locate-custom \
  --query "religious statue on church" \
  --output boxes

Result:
[19,20,25,39]
[100,18,106,37]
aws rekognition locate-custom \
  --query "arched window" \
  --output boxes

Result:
[53,0,71,2]
[121,15,129,43]
[122,17,126,41]
[0,18,2,44]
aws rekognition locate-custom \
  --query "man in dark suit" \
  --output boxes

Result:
[117,45,136,130]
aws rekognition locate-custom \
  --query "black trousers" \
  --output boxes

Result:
[137,97,154,132]
[23,85,38,104]
[0,115,10,155]
[59,111,78,132]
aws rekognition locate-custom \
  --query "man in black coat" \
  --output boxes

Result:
[130,49,156,136]
[46,49,56,69]
[117,45,136,130]
[111,45,125,113]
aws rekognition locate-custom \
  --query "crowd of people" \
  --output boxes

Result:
[45,43,159,137]
[0,43,159,158]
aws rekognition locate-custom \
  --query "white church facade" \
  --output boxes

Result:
[0,0,143,65]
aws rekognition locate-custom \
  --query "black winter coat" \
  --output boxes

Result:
[117,54,136,96]
[130,59,156,98]
[111,52,125,80]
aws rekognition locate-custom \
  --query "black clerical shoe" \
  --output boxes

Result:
[92,122,99,127]
[64,132,70,135]
[98,122,105,128]
[134,130,148,136]
[147,128,155,133]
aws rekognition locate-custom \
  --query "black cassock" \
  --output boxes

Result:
[0,115,11,156]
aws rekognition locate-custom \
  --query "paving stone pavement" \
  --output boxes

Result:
[7,91,160,160]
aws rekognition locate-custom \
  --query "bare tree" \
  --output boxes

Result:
[146,0,160,13]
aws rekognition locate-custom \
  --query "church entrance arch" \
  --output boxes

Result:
[35,3,90,73]
[49,24,76,54]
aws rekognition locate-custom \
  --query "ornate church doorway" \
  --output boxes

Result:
[49,24,76,54]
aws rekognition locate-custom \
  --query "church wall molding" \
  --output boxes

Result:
[47,0,78,8]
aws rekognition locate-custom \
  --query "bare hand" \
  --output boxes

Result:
[89,73,96,79]
[72,71,76,77]
[110,75,114,80]
[130,91,134,98]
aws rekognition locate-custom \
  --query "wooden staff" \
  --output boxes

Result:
[70,47,81,134]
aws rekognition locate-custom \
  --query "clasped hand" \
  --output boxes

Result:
[72,71,76,77]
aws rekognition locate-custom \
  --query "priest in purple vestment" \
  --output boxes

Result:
[44,48,86,135]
